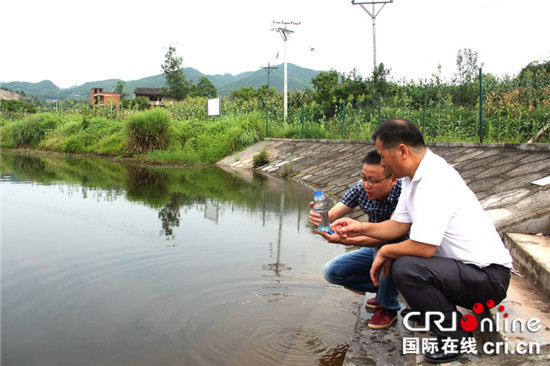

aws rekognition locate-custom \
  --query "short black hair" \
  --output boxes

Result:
[372,118,425,149]
[362,150,382,165]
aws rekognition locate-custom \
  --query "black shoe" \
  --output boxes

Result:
[400,308,425,325]
[424,350,461,364]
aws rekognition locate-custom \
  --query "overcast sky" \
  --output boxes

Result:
[2,0,549,88]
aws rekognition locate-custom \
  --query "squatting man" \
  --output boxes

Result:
[309,150,407,329]
[330,118,512,364]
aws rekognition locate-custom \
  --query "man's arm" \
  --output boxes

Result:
[331,217,411,242]
[311,202,386,246]
[316,230,387,247]
[370,239,437,286]
[328,202,353,222]
[378,238,437,259]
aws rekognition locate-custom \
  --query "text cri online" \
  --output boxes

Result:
[484,339,540,355]
[402,337,541,355]
[402,311,541,356]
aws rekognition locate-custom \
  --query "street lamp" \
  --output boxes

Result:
[271,20,300,123]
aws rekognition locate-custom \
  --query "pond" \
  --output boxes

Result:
[1,151,361,366]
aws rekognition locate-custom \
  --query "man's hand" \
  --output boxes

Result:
[315,229,341,243]
[331,218,368,239]
[370,252,393,287]
[308,201,321,226]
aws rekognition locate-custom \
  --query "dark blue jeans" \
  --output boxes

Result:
[323,247,401,311]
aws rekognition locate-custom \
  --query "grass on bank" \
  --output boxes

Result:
[1,93,548,165]
[0,109,266,164]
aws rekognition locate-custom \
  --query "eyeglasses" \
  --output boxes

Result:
[361,174,392,186]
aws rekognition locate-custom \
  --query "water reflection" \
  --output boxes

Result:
[1,152,307,241]
[1,151,360,366]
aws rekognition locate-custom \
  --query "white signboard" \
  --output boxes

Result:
[207,97,221,116]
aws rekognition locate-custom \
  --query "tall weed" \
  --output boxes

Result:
[8,113,60,147]
[126,108,171,153]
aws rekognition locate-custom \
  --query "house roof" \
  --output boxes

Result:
[134,87,162,96]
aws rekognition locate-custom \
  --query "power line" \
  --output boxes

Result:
[261,62,278,89]
[352,0,393,72]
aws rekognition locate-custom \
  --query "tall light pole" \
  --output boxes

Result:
[351,0,393,72]
[271,20,300,122]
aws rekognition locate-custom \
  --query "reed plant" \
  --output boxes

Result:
[126,108,171,153]
[6,113,60,147]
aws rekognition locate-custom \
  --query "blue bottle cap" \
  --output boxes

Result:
[314,190,323,196]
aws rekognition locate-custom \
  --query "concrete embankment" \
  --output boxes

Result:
[218,138,550,365]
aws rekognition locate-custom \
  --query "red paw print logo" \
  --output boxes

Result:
[459,300,506,332]
[461,314,478,332]
[472,302,484,314]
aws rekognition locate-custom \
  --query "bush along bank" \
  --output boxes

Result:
[0,108,266,164]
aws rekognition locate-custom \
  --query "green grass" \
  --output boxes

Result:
[0,92,547,166]
[6,113,60,147]
[0,108,267,164]
[126,108,171,153]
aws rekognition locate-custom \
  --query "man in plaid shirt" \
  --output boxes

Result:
[309,150,405,329]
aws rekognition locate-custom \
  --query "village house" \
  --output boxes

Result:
[90,88,120,106]
[133,88,174,106]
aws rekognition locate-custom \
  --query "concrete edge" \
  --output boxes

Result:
[263,137,550,152]
[504,233,550,300]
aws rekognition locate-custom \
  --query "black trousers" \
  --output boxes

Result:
[393,256,510,341]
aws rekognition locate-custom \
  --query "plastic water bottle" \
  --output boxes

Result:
[313,190,332,233]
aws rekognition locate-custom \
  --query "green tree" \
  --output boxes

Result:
[336,68,370,102]
[190,76,218,98]
[229,86,257,101]
[518,60,550,88]
[371,63,391,96]
[454,48,481,106]
[161,46,191,101]
[311,70,339,116]
[0,99,37,113]
[114,80,129,100]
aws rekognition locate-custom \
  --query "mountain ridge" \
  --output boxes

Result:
[0,63,323,100]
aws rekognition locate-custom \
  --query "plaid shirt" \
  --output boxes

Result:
[340,179,402,223]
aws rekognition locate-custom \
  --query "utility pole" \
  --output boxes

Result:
[271,20,300,122]
[351,0,393,72]
[261,62,278,90]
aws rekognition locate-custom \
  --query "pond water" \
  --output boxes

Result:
[1,151,361,366]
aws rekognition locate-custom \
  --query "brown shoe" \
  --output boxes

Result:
[368,307,397,329]
[365,294,378,309]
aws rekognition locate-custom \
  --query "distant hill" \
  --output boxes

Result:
[0,89,21,100]
[0,63,323,100]
[0,80,60,100]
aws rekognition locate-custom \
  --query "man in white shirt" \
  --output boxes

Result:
[332,118,512,364]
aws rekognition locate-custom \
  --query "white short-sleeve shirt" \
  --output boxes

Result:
[391,149,513,268]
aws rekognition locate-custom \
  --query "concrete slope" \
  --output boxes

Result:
[218,138,550,364]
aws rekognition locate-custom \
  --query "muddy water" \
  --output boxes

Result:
[1,152,361,366]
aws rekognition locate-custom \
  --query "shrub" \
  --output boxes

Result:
[126,108,171,153]
[62,135,88,154]
[280,162,296,178]
[8,113,59,147]
[252,147,269,168]
[122,96,151,111]
[0,99,37,113]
